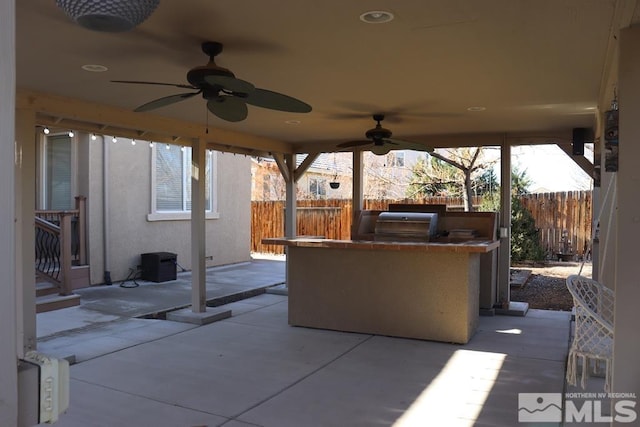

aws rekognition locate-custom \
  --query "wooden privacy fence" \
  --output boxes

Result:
[252,192,593,259]
[519,191,592,259]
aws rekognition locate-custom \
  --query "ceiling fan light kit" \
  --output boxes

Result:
[55,0,160,32]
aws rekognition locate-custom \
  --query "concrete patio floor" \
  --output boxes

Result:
[37,256,286,363]
[34,256,611,426]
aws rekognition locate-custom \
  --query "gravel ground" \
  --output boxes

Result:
[510,261,592,312]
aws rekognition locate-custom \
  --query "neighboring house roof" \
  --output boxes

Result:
[253,153,353,175]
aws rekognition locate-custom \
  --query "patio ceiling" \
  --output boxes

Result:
[16,0,640,155]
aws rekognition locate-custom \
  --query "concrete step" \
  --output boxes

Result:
[36,282,61,297]
[36,293,81,313]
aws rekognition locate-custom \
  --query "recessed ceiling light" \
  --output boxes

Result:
[285,120,301,125]
[360,10,394,24]
[82,64,108,72]
[467,106,486,112]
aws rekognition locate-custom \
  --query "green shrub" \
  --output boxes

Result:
[511,197,546,262]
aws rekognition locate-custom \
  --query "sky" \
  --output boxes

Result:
[508,145,593,192]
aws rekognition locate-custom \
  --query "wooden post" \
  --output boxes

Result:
[60,213,73,296]
[75,195,86,265]
[352,149,364,226]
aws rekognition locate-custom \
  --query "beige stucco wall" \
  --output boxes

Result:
[84,135,251,283]
[287,246,480,344]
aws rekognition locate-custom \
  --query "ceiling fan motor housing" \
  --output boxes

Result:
[187,42,235,88]
[366,125,392,142]
[187,64,235,89]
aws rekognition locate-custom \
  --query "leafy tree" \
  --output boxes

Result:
[511,196,546,262]
[509,168,545,261]
[474,168,499,196]
[477,167,545,261]
[511,167,533,196]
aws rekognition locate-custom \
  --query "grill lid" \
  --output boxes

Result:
[374,212,438,242]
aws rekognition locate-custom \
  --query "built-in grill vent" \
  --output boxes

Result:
[374,212,438,242]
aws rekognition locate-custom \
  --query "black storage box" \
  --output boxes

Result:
[140,252,177,282]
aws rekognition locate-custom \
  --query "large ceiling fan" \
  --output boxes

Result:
[336,114,433,155]
[112,41,312,122]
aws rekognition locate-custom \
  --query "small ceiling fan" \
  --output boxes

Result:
[336,114,433,155]
[112,41,312,122]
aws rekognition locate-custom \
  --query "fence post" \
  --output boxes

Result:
[60,213,73,295]
[75,196,86,265]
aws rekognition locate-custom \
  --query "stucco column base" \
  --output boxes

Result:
[166,306,232,325]
[494,301,529,317]
[265,284,288,295]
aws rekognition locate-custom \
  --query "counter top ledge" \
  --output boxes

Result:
[262,237,499,253]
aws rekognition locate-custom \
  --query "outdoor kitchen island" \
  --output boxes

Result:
[264,235,499,344]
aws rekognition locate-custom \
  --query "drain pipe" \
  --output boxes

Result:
[102,136,112,285]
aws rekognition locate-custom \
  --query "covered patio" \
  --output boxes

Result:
[2,1,639,426]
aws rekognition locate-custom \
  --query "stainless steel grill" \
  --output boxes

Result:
[374,212,438,242]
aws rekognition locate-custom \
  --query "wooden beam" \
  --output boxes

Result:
[556,142,594,177]
[293,152,320,182]
[18,89,292,155]
[272,153,290,182]
[294,130,574,153]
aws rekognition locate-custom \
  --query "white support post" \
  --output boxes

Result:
[191,138,207,313]
[612,25,640,407]
[498,140,511,305]
[15,108,36,355]
[284,153,297,238]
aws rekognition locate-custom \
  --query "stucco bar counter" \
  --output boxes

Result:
[264,238,500,344]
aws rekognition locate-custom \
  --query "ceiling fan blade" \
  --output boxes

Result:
[134,91,200,112]
[382,139,400,146]
[112,80,197,90]
[244,88,312,113]
[386,138,434,152]
[207,96,248,122]
[204,75,255,94]
[336,140,373,149]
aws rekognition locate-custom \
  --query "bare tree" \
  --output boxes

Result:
[418,147,497,211]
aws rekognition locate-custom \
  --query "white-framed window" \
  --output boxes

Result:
[148,144,219,221]
[387,151,405,167]
[38,133,77,210]
[309,177,327,198]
